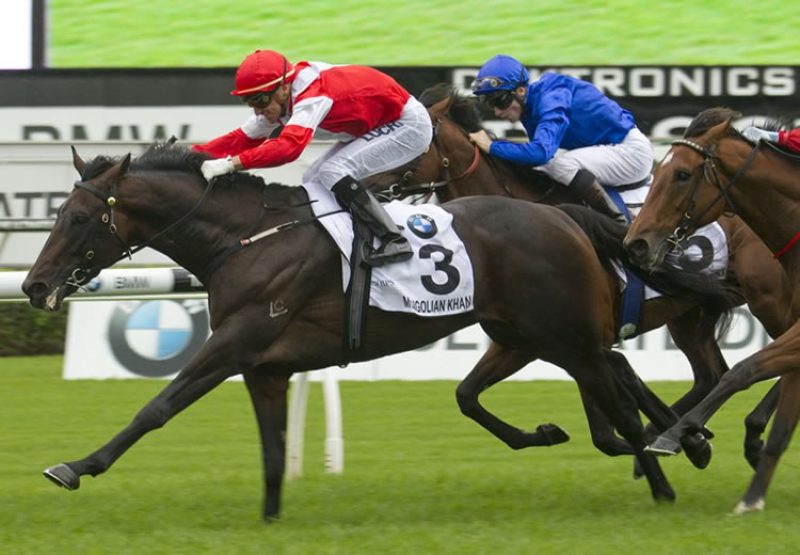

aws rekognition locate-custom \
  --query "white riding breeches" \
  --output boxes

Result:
[536,127,654,187]
[304,96,433,191]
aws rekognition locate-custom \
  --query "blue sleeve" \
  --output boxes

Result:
[489,80,574,166]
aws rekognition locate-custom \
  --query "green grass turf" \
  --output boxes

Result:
[48,0,799,67]
[1,355,798,554]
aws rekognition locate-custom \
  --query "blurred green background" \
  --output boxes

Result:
[49,0,799,67]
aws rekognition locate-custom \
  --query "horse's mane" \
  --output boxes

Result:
[685,107,789,139]
[79,142,274,192]
[419,83,484,133]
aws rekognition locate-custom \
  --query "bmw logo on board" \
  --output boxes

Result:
[407,213,437,239]
[108,299,209,377]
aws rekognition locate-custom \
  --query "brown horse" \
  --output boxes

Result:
[22,143,733,519]
[624,107,800,514]
[364,87,792,470]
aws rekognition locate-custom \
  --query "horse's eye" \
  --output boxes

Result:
[675,170,692,182]
[71,212,90,225]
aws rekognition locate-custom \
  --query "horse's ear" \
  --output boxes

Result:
[120,153,131,175]
[707,119,732,142]
[103,153,131,183]
[428,97,450,121]
[71,145,86,176]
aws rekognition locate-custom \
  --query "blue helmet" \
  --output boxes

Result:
[472,54,530,95]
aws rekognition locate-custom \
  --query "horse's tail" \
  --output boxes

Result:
[556,204,739,337]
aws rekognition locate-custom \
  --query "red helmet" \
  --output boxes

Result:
[230,50,295,96]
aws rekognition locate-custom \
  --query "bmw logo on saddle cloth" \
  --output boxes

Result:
[108,299,209,377]
[407,213,437,239]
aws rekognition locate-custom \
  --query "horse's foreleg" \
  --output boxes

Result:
[743,381,780,470]
[648,322,800,457]
[243,369,290,522]
[43,330,254,492]
[455,342,569,449]
[736,374,800,514]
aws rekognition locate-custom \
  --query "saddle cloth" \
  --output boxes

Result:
[302,181,476,316]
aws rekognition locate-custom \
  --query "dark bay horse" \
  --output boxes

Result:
[624,107,800,514]
[22,143,733,519]
[364,87,792,469]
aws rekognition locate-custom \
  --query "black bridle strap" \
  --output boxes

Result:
[669,138,761,240]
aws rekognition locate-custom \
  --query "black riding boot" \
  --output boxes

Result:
[332,176,413,267]
[569,169,627,225]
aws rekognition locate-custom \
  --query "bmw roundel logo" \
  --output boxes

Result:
[108,299,209,378]
[407,213,437,239]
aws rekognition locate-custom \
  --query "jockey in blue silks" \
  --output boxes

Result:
[468,54,654,225]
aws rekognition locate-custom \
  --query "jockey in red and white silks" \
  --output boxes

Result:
[195,50,432,266]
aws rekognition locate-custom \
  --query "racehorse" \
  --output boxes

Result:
[624,107,800,513]
[364,86,792,469]
[22,143,733,520]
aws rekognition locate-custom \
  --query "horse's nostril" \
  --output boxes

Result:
[625,238,649,264]
[22,280,48,300]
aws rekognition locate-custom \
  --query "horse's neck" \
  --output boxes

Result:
[732,156,800,280]
[476,154,570,205]
[125,176,308,280]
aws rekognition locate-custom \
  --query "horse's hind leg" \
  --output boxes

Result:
[566,350,675,502]
[242,369,291,521]
[736,374,800,514]
[743,381,780,470]
[455,342,569,449]
[606,350,712,470]
[42,329,255,494]
[665,307,729,418]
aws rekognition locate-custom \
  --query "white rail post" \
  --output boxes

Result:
[322,367,344,473]
[285,372,309,480]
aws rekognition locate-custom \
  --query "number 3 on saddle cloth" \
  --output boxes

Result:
[607,182,728,340]
[301,181,476,319]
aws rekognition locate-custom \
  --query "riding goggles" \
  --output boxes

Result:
[480,90,515,110]
[242,89,277,109]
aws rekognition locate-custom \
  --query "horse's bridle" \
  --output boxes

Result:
[68,179,133,287]
[665,137,761,249]
[375,118,482,202]
[67,174,218,287]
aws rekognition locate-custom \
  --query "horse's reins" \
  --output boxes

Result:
[69,169,346,288]
[375,117,482,201]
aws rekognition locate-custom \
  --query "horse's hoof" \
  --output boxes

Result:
[701,426,715,440]
[682,433,713,469]
[43,463,80,490]
[654,488,676,504]
[645,435,682,456]
[732,498,765,515]
[536,423,570,446]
